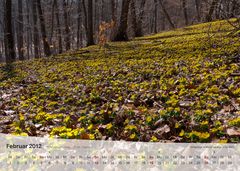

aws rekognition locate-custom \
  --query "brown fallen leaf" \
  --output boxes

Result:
[227,127,240,136]
[153,118,164,128]
[155,124,170,137]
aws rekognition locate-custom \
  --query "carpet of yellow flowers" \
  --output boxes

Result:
[0,19,239,142]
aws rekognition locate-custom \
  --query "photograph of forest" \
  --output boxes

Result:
[0,0,239,143]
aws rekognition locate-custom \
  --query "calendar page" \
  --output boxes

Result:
[0,133,239,171]
[1,0,240,171]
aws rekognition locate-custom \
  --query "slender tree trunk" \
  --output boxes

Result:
[94,0,98,32]
[150,11,154,33]
[17,0,24,60]
[113,0,131,41]
[4,0,16,63]
[158,0,175,29]
[215,1,221,19]
[53,0,62,54]
[230,0,239,17]
[82,0,88,46]
[50,0,55,44]
[87,0,94,46]
[101,0,104,22]
[135,0,146,37]
[182,0,189,25]
[161,13,166,31]
[154,0,158,33]
[206,0,219,22]
[63,0,71,50]
[26,0,31,59]
[110,0,117,40]
[32,0,40,58]
[195,0,201,22]
[130,0,138,37]
[36,0,51,57]
[0,41,2,62]
[111,0,116,22]
[77,0,82,48]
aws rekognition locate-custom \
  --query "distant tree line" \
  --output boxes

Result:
[0,0,239,63]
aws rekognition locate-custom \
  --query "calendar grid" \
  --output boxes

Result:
[0,133,239,171]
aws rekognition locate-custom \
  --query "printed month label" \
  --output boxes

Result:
[0,133,239,171]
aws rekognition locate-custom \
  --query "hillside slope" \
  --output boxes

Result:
[0,19,239,142]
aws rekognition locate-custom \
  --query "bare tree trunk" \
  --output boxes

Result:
[206,0,219,22]
[150,11,154,33]
[110,0,117,40]
[63,0,71,51]
[87,0,95,46]
[111,0,116,22]
[161,13,166,31]
[36,0,51,57]
[230,0,239,17]
[0,41,2,62]
[17,0,24,60]
[53,0,62,54]
[135,0,146,37]
[114,0,131,41]
[26,0,31,60]
[215,1,221,19]
[82,0,88,46]
[101,0,104,22]
[32,0,40,58]
[94,0,98,33]
[182,0,189,25]
[154,0,158,33]
[77,0,82,48]
[130,0,138,37]
[4,0,16,63]
[195,0,201,22]
[158,0,175,29]
[50,0,55,44]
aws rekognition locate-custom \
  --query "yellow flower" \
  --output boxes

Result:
[87,124,93,130]
[146,116,152,123]
[150,136,158,142]
[106,123,113,130]
[179,130,184,136]
[129,133,137,140]
[89,134,95,140]
[125,125,137,131]
[175,122,180,128]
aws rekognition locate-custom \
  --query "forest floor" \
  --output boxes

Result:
[0,19,240,143]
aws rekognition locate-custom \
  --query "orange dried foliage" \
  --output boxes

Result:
[98,20,115,48]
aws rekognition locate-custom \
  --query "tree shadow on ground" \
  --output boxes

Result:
[0,63,16,82]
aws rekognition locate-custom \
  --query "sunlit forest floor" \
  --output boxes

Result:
[0,19,239,142]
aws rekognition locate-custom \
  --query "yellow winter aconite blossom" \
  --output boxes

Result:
[0,19,239,142]
[125,125,137,131]
[106,123,113,130]
[229,118,240,127]
[19,113,25,121]
[89,134,95,140]
[150,136,158,142]
[187,131,210,141]
[179,130,184,137]
[146,116,152,124]
[233,88,240,96]
[87,124,94,131]
[78,116,87,122]
[175,122,180,128]
[129,133,137,140]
